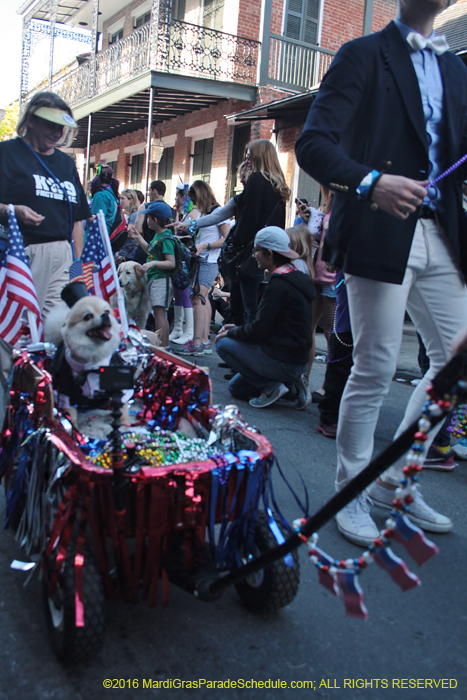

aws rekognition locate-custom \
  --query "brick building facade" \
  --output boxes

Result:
[72,0,401,214]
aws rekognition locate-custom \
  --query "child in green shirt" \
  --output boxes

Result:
[130,201,175,346]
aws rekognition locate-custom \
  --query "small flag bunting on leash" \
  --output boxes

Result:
[373,546,420,592]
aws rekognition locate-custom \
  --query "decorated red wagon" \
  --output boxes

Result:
[0,340,300,661]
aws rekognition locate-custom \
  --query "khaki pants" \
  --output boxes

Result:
[26,240,72,323]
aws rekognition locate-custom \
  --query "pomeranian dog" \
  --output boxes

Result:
[47,296,132,434]
[113,261,151,331]
[61,296,121,365]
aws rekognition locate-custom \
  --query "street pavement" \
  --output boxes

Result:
[0,328,465,700]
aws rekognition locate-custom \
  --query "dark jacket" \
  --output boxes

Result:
[295,21,467,284]
[231,171,285,246]
[227,269,315,364]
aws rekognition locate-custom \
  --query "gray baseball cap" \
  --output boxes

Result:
[254,226,299,259]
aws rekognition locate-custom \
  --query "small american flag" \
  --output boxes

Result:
[70,217,116,302]
[373,546,420,592]
[392,513,438,566]
[0,205,43,345]
[335,569,368,619]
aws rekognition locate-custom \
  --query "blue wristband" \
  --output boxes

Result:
[356,170,381,200]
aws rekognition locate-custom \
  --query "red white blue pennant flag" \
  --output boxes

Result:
[392,514,438,566]
[373,546,420,591]
[335,569,368,619]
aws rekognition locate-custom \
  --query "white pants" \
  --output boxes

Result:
[26,240,72,323]
[336,219,467,489]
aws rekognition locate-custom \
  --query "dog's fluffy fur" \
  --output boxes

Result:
[61,296,121,365]
[113,261,151,331]
[48,297,130,432]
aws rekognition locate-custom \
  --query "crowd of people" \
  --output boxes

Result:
[0,0,466,549]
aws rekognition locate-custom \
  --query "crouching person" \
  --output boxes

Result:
[215,226,315,409]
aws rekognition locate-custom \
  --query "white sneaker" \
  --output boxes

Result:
[335,494,379,546]
[368,482,452,533]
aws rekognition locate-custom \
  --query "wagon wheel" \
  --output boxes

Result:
[235,511,300,613]
[43,547,105,662]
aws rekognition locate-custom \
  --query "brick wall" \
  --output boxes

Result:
[320,0,397,51]
[102,0,150,49]
[90,97,253,205]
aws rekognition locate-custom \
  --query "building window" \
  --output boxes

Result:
[285,0,321,45]
[110,28,123,44]
[134,11,151,28]
[192,138,213,183]
[106,160,117,178]
[158,147,175,205]
[131,153,145,189]
[203,0,224,31]
[173,0,186,21]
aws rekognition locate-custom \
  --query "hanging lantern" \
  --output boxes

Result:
[148,126,164,164]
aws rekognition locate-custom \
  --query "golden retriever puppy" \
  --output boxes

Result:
[114,261,151,330]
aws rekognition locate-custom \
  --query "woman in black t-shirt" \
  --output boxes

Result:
[0,92,91,323]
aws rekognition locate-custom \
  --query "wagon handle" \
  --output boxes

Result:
[196,351,467,601]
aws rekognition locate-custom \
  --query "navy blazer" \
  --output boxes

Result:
[295,21,467,284]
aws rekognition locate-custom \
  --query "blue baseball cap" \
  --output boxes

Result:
[139,201,173,220]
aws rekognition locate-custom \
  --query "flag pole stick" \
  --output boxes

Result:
[27,310,39,344]
[96,210,129,338]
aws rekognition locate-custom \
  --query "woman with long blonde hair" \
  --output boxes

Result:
[120,188,139,225]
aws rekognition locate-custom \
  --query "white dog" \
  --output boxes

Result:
[114,261,151,331]
[47,296,132,433]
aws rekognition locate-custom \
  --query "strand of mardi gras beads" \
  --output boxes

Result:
[430,152,467,185]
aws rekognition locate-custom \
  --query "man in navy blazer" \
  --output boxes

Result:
[296,0,467,546]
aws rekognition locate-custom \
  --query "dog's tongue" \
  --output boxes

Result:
[101,327,113,340]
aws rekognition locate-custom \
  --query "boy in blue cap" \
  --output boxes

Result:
[130,201,175,345]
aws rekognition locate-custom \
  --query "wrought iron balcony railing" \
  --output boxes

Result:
[47,21,259,108]
[268,34,335,91]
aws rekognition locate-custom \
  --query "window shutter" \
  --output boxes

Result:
[285,0,320,44]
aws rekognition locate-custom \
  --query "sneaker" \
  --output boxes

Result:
[453,436,467,460]
[174,342,205,357]
[279,375,311,410]
[249,383,288,408]
[317,421,337,438]
[172,340,193,353]
[335,494,379,546]
[423,444,456,471]
[201,341,212,355]
[368,482,453,533]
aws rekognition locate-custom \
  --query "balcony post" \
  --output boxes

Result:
[259,0,273,86]
[90,0,100,97]
[48,0,58,89]
[20,17,31,110]
[144,87,155,200]
[363,0,374,36]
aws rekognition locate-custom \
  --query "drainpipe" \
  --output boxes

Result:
[363,0,374,36]
[258,0,273,86]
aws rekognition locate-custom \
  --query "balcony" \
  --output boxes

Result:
[266,34,335,92]
[49,20,260,110]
